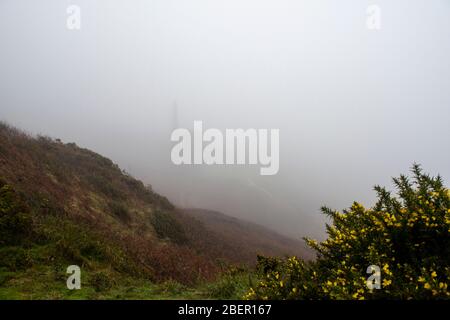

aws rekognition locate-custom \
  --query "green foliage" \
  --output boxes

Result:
[204,267,253,299]
[90,270,115,292]
[108,201,131,223]
[0,270,15,287]
[41,215,142,276]
[86,174,124,200]
[0,180,32,246]
[0,247,33,271]
[246,165,450,300]
[155,279,187,295]
[206,275,240,299]
[150,210,188,245]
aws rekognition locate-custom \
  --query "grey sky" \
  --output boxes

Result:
[1,0,449,240]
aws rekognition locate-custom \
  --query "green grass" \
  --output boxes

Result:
[0,266,253,300]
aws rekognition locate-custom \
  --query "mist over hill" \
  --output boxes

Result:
[2,1,449,242]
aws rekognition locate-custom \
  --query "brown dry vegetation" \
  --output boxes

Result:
[179,209,314,264]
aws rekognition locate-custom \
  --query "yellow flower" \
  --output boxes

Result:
[383,279,392,287]
[431,271,437,278]
[424,283,431,290]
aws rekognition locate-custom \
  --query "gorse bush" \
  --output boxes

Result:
[246,165,450,300]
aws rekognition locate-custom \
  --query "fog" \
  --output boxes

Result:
[1,0,449,240]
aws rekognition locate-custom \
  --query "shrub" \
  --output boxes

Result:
[90,270,115,292]
[206,267,252,299]
[246,165,450,300]
[86,174,123,200]
[55,239,86,267]
[150,210,187,245]
[207,275,237,299]
[0,180,32,246]
[108,201,131,224]
[0,270,15,286]
[0,247,33,271]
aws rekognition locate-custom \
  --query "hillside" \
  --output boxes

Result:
[0,122,309,299]
[180,209,314,263]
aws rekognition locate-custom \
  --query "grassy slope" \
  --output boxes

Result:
[0,122,306,299]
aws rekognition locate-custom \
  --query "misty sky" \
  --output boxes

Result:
[1,0,449,240]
